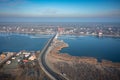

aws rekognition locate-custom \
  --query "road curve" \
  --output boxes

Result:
[38,33,67,80]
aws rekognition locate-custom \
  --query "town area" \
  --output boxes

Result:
[0,22,120,37]
[0,51,50,80]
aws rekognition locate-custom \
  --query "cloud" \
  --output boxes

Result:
[36,8,58,15]
[109,10,120,17]
[42,8,58,14]
[94,10,120,18]
[31,8,59,17]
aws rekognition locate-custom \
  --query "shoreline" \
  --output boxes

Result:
[47,39,120,68]
[1,38,120,67]
[0,32,120,38]
[0,35,120,67]
[46,38,120,80]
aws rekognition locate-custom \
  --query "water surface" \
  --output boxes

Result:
[59,35,120,62]
[0,33,50,52]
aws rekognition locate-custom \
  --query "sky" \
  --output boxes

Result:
[0,0,120,22]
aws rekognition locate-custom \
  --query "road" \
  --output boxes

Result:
[38,33,67,80]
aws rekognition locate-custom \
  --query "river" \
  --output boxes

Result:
[0,33,120,62]
[0,33,51,52]
[59,35,120,62]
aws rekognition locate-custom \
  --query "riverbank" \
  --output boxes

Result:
[47,39,120,80]
[48,39,120,67]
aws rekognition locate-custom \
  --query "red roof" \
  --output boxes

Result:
[23,60,28,62]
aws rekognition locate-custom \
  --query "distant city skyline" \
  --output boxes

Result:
[0,0,120,22]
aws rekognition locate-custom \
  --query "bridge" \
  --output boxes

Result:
[38,33,67,80]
